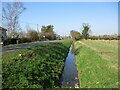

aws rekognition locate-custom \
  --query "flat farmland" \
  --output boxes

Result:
[74,40,118,88]
[80,40,118,70]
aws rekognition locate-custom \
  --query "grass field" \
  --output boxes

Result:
[2,40,72,88]
[2,40,71,65]
[74,40,118,88]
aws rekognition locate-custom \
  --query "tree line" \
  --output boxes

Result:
[3,25,58,45]
[70,23,91,41]
[70,23,119,41]
[89,35,119,40]
[2,2,60,45]
[2,2,119,45]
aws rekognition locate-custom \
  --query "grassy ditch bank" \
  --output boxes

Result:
[74,41,118,88]
[2,40,72,88]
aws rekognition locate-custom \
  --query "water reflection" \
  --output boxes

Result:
[60,45,80,88]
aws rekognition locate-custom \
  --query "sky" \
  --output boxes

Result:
[2,2,118,36]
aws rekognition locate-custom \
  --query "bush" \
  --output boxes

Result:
[3,38,18,45]
[70,30,82,41]
[19,38,32,43]
[3,38,32,46]
[27,30,39,41]
[89,35,119,40]
[39,32,57,41]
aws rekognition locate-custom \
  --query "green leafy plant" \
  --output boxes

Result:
[2,40,72,88]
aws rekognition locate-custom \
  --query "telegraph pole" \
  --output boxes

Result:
[37,24,39,32]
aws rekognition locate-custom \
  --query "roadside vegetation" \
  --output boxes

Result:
[2,2,61,46]
[3,25,58,46]
[70,30,82,41]
[74,40,118,88]
[2,40,72,88]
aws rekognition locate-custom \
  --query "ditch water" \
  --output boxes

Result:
[60,45,80,88]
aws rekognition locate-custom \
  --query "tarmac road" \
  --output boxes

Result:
[2,40,59,53]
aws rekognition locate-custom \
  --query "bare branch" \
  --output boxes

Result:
[2,2,26,38]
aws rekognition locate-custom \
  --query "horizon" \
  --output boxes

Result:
[2,2,118,36]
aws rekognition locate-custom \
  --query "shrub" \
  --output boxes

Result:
[27,30,39,41]
[3,38,18,45]
[19,37,32,43]
[3,37,32,46]
[70,30,82,41]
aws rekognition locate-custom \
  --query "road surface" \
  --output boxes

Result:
[2,40,59,53]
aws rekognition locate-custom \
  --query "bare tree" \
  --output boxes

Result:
[27,29,39,41]
[2,2,26,38]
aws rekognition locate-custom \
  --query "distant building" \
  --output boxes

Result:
[0,27,7,43]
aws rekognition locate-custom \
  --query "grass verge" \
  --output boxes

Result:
[2,40,72,88]
[74,41,118,88]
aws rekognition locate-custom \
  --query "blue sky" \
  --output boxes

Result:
[2,2,118,36]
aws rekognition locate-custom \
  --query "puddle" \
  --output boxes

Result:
[60,45,80,88]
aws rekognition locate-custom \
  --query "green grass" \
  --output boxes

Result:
[2,40,71,65]
[2,49,27,65]
[2,40,72,88]
[80,40,118,70]
[74,40,118,88]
